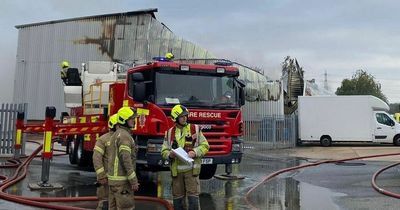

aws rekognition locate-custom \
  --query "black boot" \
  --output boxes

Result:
[173,197,185,210]
[188,196,199,210]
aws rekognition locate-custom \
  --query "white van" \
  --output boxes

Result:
[298,95,400,146]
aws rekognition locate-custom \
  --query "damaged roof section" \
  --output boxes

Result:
[15,8,158,29]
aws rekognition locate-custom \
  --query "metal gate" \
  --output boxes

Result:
[244,115,297,150]
[0,103,27,154]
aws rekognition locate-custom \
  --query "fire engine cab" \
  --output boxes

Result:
[62,57,246,179]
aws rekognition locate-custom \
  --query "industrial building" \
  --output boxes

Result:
[13,9,217,119]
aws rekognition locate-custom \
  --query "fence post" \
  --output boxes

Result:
[40,106,56,187]
[291,115,297,147]
[14,112,24,160]
[20,103,28,156]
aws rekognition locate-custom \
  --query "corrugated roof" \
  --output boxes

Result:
[15,8,158,29]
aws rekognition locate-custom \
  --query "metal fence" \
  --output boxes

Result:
[0,103,27,154]
[243,115,298,150]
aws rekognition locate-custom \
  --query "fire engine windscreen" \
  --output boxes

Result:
[155,72,239,108]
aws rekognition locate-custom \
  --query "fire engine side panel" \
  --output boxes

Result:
[109,83,125,116]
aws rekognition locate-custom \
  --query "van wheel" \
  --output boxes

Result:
[394,136,400,146]
[296,139,303,146]
[320,136,332,147]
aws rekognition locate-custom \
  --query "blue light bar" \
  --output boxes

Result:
[152,57,171,62]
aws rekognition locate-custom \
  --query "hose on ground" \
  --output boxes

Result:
[0,143,173,210]
[371,162,400,198]
[245,152,400,210]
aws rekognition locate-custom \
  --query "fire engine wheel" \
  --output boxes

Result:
[75,136,92,167]
[199,164,217,180]
[68,137,77,164]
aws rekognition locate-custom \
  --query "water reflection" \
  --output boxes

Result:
[1,152,342,210]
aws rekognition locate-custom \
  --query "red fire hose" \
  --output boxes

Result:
[245,152,400,210]
[0,142,173,210]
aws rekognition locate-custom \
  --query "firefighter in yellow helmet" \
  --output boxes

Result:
[60,60,70,85]
[92,114,118,210]
[161,104,209,210]
[107,107,139,210]
[165,52,174,60]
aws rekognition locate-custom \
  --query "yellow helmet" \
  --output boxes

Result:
[165,52,174,60]
[117,107,137,124]
[108,114,118,129]
[61,60,70,69]
[171,104,189,121]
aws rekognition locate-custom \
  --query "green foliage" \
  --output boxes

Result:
[389,103,400,114]
[336,70,388,103]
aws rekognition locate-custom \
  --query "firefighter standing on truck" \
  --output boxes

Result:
[161,104,209,210]
[92,114,118,210]
[60,60,70,85]
[107,107,139,210]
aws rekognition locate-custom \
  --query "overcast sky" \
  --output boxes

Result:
[1,0,400,103]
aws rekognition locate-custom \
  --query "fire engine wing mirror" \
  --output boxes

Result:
[239,87,245,106]
[235,79,246,88]
[133,83,146,102]
[131,72,144,81]
[130,72,146,102]
[235,79,246,106]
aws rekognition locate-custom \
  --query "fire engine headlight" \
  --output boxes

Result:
[232,142,243,152]
[180,65,190,71]
[216,67,225,73]
[147,143,162,153]
[231,158,240,163]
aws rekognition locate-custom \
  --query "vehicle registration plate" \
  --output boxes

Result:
[201,158,213,164]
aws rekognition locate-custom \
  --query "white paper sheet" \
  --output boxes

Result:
[172,147,194,165]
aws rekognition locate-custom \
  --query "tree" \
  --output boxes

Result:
[336,69,388,103]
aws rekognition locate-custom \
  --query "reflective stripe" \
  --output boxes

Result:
[16,129,22,145]
[113,155,119,176]
[119,145,131,153]
[177,165,193,170]
[94,145,104,155]
[96,167,104,175]
[177,164,201,172]
[127,171,136,180]
[44,131,52,153]
[107,175,128,181]
[167,128,173,148]
[194,125,199,147]
[177,163,200,170]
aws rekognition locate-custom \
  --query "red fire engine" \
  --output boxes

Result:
[20,57,245,179]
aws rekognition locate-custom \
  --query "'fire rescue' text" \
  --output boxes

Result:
[189,112,221,118]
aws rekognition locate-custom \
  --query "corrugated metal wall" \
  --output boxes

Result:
[14,12,215,119]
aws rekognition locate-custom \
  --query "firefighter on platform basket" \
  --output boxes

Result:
[161,104,209,210]
[92,114,118,210]
[107,107,139,210]
[59,60,82,86]
[60,60,70,85]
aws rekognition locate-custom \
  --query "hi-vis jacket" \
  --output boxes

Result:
[93,131,113,180]
[107,126,138,186]
[161,123,209,177]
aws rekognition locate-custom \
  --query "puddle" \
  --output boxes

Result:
[247,177,346,210]
[299,181,346,210]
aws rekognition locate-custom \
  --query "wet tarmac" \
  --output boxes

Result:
[1,141,400,209]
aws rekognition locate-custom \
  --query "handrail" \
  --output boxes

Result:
[83,80,117,114]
